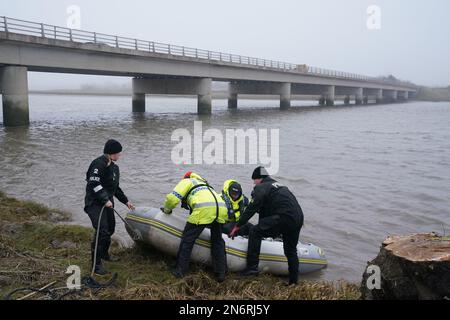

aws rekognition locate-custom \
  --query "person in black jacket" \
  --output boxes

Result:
[84,139,135,275]
[229,166,304,285]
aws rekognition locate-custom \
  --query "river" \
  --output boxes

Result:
[1,93,449,282]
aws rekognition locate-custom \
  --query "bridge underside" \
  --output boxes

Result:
[0,33,417,126]
[0,67,416,126]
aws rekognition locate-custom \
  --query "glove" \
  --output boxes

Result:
[228,225,241,239]
[160,207,172,214]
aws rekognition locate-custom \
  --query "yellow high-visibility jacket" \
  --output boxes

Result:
[164,173,228,225]
[221,179,249,222]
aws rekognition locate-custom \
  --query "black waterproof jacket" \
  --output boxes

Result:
[237,177,303,227]
[84,155,128,211]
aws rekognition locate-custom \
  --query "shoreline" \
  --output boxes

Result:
[0,190,360,300]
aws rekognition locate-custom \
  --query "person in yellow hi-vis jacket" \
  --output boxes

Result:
[161,171,229,282]
[221,179,253,236]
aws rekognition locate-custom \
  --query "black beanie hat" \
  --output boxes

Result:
[252,166,269,179]
[228,182,242,198]
[104,139,123,155]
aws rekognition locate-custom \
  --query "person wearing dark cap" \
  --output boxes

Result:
[84,139,135,275]
[221,179,252,236]
[229,166,304,285]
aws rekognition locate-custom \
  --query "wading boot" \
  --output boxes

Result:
[94,262,109,276]
[215,273,226,283]
[170,267,185,278]
[240,267,260,277]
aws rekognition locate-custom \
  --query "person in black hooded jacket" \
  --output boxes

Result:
[84,139,135,275]
[229,166,304,285]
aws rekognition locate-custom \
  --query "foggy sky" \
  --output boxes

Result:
[1,0,449,89]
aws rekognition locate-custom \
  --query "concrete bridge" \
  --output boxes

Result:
[0,16,417,126]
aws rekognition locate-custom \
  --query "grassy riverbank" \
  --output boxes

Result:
[0,191,360,300]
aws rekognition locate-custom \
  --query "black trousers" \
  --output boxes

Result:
[247,215,302,284]
[176,221,226,275]
[86,204,115,266]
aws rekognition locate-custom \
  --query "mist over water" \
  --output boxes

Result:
[1,94,449,282]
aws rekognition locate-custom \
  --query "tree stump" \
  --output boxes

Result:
[361,233,450,300]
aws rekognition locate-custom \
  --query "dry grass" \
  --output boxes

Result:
[96,272,360,300]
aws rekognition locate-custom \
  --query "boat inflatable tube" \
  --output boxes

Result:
[126,207,327,275]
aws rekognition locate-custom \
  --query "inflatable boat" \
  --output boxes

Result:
[125,207,327,275]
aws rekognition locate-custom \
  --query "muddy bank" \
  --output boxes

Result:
[0,191,359,300]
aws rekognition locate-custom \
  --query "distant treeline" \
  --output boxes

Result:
[416,86,450,102]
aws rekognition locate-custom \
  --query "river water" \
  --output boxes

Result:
[1,94,449,282]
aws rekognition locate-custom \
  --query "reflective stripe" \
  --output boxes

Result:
[171,191,183,200]
[192,202,226,209]
[93,185,103,193]
[190,178,199,186]
[189,186,209,196]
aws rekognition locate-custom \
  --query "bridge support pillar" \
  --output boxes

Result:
[197,78,212,115]
[392,90,398,102]
[132,77,146,112]
[280,82,291,109]
[344,95,350,105]
[318,97,325,106]
[383,90,398,103]
[132,93,146,112]
[363,96,369,104]
[398,91,409,101]
[228,82,238,109]
[355,88,363,105]
[228,93,238,109]
[322,85,334,106]
[376,89,383,104]
[1,66,30,127]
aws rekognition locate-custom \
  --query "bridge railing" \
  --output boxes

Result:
[0,16,299,71]
[0,16,415,88]
[308,66,371,81]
